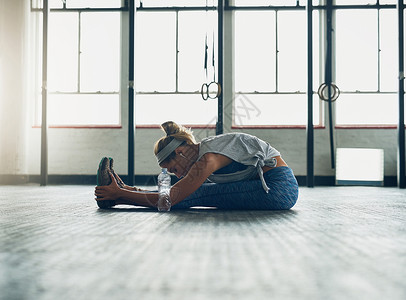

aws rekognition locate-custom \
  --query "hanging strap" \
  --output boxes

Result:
[203,0,216,83]
[204,34,208,80]
[212,31,216,82]
[204,0,209,81]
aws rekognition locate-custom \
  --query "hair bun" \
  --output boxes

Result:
[161,121,180,137]
[154,121,197,157]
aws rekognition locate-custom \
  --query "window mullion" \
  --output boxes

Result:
[78,11,81,93]
[175,10,179,93]
[377,8,381,92]
[275,10,279,93]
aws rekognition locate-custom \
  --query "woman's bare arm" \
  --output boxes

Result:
[169,153,231,206]
[94,153,232,208]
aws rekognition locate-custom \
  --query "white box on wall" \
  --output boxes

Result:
[336,148,384,186]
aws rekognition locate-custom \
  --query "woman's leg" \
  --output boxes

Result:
[172,167,298,210]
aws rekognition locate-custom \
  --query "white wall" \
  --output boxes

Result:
[0,0,30,177]
[0,1,401,181]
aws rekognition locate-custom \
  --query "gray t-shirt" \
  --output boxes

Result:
[198,133,280,192]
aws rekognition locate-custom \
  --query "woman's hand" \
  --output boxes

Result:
[94,172,122,201]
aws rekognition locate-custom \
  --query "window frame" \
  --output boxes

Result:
[231,4,323,128]
[333,4,399,128]
[30,1,402,129]
[134,4,219,128]
[30,1,125,128]
[230,1,400,129]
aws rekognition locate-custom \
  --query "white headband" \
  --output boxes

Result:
[155,138,183,164]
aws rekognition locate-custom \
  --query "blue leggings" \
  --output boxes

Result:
[172,166,298,210]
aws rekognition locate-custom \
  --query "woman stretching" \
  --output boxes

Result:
[94,121,298,210]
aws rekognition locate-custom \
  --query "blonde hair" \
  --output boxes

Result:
[154,121,196,162]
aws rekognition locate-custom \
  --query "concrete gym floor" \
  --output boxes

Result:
[0,185,405,300]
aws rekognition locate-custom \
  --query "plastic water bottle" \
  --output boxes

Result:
[157,168,171,212]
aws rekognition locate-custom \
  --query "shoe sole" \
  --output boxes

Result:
[96,157,115,209]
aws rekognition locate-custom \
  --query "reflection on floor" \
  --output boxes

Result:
[0,185,405,300]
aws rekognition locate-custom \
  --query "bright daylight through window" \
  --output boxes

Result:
[335,8,398,126]
[234,8,320,127]
[135,7,218,126]
[33,0,121,127]
[33,0,400,127]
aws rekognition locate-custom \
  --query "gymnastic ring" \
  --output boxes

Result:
[318,83,340,101]
[201,83,209,101]
[317,83,340,102]
[207,81,221,99]
[318,83,335,100]
[201,82,221,100]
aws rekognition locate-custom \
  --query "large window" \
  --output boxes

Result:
[31,0,402,128]
[32,1,121,127]
[335,7,398,126]
[233,0,399,127]
[135,3,218,126]
[234,8,321,127]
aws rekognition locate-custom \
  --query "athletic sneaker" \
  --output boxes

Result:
[96,157,115,209]
[97,157,111,186]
